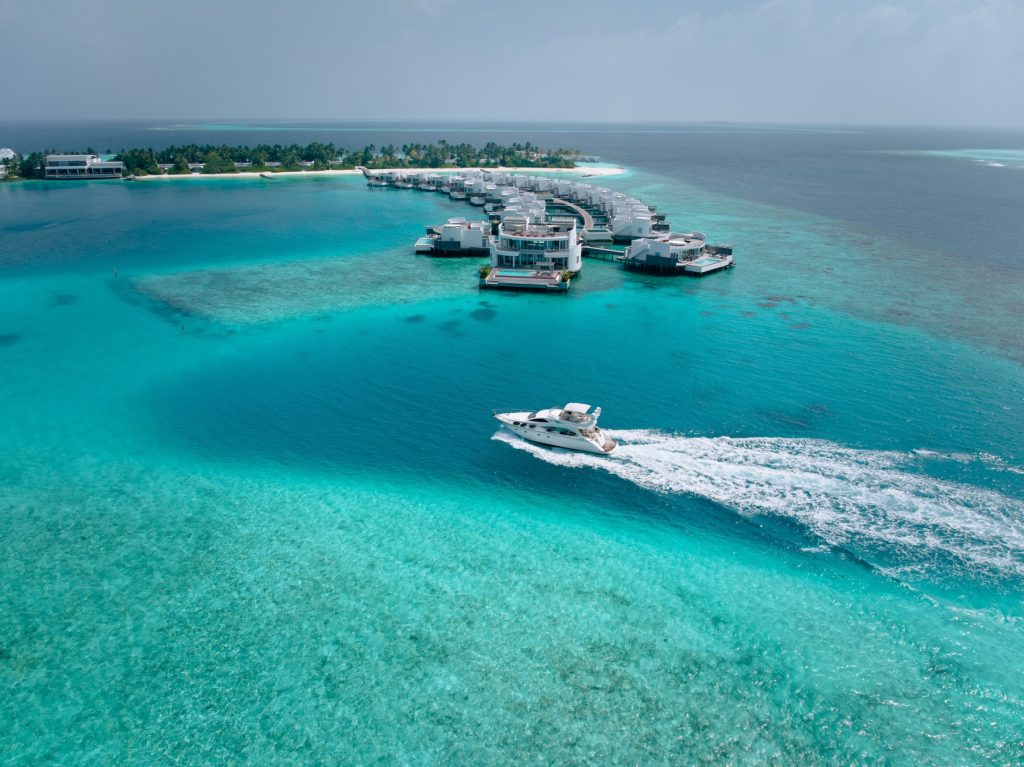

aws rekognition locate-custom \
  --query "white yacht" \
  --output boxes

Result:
[494,403,616,454]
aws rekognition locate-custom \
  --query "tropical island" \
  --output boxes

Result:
[5,141,581,180]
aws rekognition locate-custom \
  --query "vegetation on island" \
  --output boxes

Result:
[0,156,18,181]
[6,141,579,179]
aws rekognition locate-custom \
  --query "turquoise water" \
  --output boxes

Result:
[2,128,1024,764]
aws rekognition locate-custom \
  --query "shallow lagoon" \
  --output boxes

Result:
[1,130,1023,764]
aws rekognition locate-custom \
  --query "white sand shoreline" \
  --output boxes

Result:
[131,165,626,181]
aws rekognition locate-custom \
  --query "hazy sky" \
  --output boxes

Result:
[3,0,1023,126]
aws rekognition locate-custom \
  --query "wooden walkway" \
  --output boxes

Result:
[581,246,622,262]
[548,196,594,230]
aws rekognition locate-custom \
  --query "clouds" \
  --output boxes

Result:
[1,0,1021,125]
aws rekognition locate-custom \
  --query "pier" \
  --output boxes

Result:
[581,245,624,261]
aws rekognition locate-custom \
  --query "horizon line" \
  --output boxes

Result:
[2,117,1024,132]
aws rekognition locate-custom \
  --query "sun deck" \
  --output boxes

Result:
[683,254,734,275]
[481,268,570,291]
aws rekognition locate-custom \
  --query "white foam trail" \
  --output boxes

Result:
[493,429,1024,580]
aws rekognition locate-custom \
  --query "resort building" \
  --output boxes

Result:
[369,165,734,286]
[489,216,582,272]
[44,154,125,179]
[416,218,491,256]
[620,233,734,275]
[498,193,547,225]
[0,148,14,177]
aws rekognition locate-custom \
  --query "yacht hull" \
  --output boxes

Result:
[494,412,616,454]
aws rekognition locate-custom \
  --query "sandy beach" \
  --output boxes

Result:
[131,165,626,181]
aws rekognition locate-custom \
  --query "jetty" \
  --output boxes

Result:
[547,197,594,230]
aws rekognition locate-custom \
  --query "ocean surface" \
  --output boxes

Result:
[1,121,1023,765]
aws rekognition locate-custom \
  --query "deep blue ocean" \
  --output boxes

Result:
[1,121,1023,765]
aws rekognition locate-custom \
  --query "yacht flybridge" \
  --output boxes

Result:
[494,403,617,454]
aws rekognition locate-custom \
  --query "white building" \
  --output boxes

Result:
[620,232,733,275]
[489,216,582,272]
[434,218,490,254]
[610,209,655,240]
[624,232,707,266]
[44,154,125,179]
[498,193,546,224]
[0,147,14,177]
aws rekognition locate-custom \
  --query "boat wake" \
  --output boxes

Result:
[493,429,1024,581]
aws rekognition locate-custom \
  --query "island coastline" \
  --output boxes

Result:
[129,165,627,181]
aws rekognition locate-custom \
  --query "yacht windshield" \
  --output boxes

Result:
[559,410,592,423]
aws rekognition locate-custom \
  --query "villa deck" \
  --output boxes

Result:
[480,269,570,292]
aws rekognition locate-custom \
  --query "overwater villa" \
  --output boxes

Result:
[490,216,581,271]
[481,216,581,291]
[620,233,734,275]
[415,218,491,257]
[448,176,469,200]
[359,166,734,289]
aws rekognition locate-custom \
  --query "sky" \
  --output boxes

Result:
[2,0,1023,126]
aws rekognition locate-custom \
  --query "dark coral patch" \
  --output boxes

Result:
[50,293,78,307]
[469,308,497,322]
[757,409,813,430]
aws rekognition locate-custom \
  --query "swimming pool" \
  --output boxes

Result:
[690,258,720,267]
[495,269,540,276]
